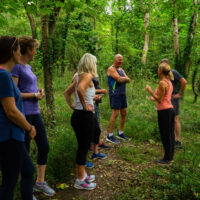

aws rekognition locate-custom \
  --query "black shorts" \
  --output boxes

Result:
[171,98,179,116]
[109,94,127,109]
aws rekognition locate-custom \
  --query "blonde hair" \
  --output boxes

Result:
[159,63,174,80]
[77,53,98,77]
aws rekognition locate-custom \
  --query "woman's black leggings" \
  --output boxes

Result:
[25,114,49,165]
[157,108,175,161]
[71,110,100,165]
[0,139,34,200]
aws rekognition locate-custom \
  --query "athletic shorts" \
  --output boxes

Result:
[109,94,127,109]
[171,98,179,116]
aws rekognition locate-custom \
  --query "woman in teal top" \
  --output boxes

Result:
[0,36,37,200]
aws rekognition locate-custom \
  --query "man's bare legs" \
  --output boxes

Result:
[174,115,182,149]
[119,108,127,131]
[109,109,120,133]
[107,108,128,143]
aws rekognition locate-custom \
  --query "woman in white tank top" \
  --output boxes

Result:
[64,53,98,190]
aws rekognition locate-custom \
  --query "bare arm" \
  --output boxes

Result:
[121,69,131,83]
[77,73,93,111]
[12,76,44,100]
[107,67,130,83]
[0,97,36,138]
[146,81,166,103]
[64,77,76,110]
[173,77,187,99]
[95,89,107,95]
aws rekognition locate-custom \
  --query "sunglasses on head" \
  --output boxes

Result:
[11,37,18,50]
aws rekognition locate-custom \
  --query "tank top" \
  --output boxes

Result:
[155,79,173,111]
[107,66,126,96]
[74,75,95,110]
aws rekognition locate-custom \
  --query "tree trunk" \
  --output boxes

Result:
[115,24,119,54]
[111,24,114,53]
[181,10,198,77]
[41,14,54,112]
[24,3,37,39]
[61,13,71,76]
[141,12,150,65]
[94,14,98,52]
[172,17,180,69]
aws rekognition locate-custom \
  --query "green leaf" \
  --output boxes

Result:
[55,1,65,8]
[0,14,7,25]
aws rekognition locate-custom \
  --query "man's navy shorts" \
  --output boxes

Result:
[109,94,127,109]
[171,98,179,115]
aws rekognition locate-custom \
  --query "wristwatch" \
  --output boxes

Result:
[34,93,38,98]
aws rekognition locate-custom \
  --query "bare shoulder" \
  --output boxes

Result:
[79,73,93,81]
[159,80,167,89]
[107,66,115,75]
[107,66,114,71]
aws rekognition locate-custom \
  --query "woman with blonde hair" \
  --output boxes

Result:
[64,53,98,190]
[146,62,175,165]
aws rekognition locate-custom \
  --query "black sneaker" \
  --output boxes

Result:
[116,132,129,141]
[175,141,182,149]
[98,142,111,149]
[155,159,173,165]
[106,135,120,144]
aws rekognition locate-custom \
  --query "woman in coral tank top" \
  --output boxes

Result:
[146,62,175,165]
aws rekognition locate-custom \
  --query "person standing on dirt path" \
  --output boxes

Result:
[106,54,131,144]
[64,53,98,190]
[146,62,175,165]
[0,36,36,200]
[64,72,107,169]
[160,59,187,149]
[11,36,55,198]
[92,77,111,150]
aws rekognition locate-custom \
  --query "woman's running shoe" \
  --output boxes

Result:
[91,152,107,160]
[85,174,95,182]
[74,179,96,190]
[85,160,94,168]
[98,142,111,149]
[33,181,55,196]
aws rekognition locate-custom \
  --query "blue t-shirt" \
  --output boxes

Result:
[0,69,25,142]
[171,69,183,94]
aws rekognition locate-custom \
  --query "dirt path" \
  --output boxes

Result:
[35,127,164,200]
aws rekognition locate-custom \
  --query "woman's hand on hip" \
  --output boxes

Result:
[85,104,94,112]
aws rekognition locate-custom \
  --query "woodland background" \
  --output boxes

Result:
[1,0,200,199]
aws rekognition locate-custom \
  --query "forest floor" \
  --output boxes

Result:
[35,126,181,200]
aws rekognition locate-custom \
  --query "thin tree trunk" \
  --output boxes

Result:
[115,24,119,54]
[94,14,98,52]
[24,3,37,39]
[41,14,54,111]
[141,12,150,65]
[61,13,70,76]
[172,15,180,70]
[181,9,198,77]
[111,24,114,52]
